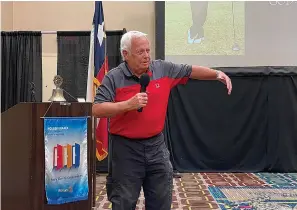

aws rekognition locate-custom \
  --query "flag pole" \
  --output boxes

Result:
[85,22,97,208]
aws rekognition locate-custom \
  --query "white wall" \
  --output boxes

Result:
[1,1,155,101]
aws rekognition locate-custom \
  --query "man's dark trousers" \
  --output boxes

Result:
[106,133,173,210]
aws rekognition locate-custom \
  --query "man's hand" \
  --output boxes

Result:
[216,70,232,95]
[92,92,148,118]
[127,92,148,110]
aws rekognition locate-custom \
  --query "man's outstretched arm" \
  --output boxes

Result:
[161,60,232,95]
[190,65,232,95]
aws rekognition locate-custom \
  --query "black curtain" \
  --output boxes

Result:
[1,31,42,113]
[106,29,126,70]
[57,32,91,102]
[165,67,297,173]
[266,75,297,172]
[96,29,126,173]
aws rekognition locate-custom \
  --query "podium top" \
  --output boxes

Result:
[2,102,93,119]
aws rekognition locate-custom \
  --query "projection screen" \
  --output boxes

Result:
[163,1,297,67]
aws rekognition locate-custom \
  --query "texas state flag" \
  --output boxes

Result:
[86,1,109,161]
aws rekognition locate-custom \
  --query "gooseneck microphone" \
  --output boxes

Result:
[138,73,150,112]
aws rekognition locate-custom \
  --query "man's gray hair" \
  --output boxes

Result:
[120,31,148,61]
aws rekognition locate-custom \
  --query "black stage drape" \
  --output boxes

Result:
[56,29,126,103]
[165,67,297,173]
[266,76,297,172]
[1,31,42,113]
[57,32,91,102]
[105,29,127,70]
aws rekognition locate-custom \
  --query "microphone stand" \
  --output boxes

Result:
[231,1,240,51]
[30,82,36,102]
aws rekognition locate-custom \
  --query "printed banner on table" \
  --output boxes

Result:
[44,117,88,205]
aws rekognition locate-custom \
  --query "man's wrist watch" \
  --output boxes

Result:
[215,70,220,79]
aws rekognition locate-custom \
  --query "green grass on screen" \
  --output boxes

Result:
[165,1,245,56]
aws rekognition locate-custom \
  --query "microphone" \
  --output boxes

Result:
[138,73,150,112]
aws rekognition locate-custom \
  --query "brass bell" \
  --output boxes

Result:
[48,75,66,102]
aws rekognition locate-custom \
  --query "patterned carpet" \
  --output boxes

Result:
[95,173,297,210]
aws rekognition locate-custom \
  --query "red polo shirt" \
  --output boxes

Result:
[94,60,192,139]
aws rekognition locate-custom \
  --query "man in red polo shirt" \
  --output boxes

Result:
[92,30,232,210]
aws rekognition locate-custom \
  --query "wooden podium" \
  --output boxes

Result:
[1,102,96,210]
